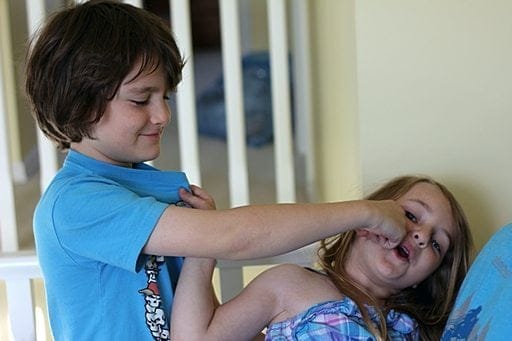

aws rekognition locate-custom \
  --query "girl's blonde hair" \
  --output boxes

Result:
[318,175,473,340]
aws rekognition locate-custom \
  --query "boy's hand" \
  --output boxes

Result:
[179,185,216,210]
[360,200,407,249]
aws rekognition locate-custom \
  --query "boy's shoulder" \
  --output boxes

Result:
[42,165,121,200]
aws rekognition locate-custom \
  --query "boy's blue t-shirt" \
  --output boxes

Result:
[34,150,189,340]
[442,223,512,340]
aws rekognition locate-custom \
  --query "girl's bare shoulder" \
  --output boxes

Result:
[254,263,326,289]
[265,263,325,280]
[251,263,343,321]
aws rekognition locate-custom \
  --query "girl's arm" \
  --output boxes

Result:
[171,258,285,341]
[145,186,407,260]
[170,257,218,340]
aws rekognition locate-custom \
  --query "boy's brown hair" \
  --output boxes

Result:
[25,0,184,149]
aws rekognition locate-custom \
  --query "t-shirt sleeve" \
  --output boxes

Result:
[51,176,168,273]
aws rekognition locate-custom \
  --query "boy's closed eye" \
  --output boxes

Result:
[131,95,170,106]
[131,98,150,105]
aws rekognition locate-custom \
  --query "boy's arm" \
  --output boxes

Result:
[144,187,407,260]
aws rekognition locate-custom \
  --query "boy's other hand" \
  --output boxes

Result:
[179,185,216,210]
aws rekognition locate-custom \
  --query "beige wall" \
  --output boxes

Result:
[311,0,512,250]
[310,0,362,203]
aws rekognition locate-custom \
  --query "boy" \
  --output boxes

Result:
[26,1,408,339]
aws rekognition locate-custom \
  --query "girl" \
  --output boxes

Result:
[171,176,474,340]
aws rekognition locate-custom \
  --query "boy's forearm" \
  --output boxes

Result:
[203,200,405,259]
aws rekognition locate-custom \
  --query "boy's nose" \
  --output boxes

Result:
[153,102,171,126]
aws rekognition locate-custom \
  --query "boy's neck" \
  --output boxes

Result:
[70,142,134,168]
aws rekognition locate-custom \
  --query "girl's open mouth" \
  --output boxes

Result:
[395,244,410,262]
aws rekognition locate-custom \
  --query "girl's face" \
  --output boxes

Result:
[349,182,456,298]
[72,61,171,167]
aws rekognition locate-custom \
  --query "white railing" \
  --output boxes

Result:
[0,0,314,339]
[0,252,41,340]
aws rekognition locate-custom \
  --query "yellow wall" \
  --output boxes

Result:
[310,0,362,203]
[311,0,512,250]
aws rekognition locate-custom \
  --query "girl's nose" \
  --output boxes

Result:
[413,233,427,248]
[413,227,432,248]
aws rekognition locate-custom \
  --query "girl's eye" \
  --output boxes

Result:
[431,239,442,253]
[405,211,418,223]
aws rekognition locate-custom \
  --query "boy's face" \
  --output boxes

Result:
[72,62,171,167]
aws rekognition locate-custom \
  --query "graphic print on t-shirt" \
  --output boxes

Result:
[139,255,170,340]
